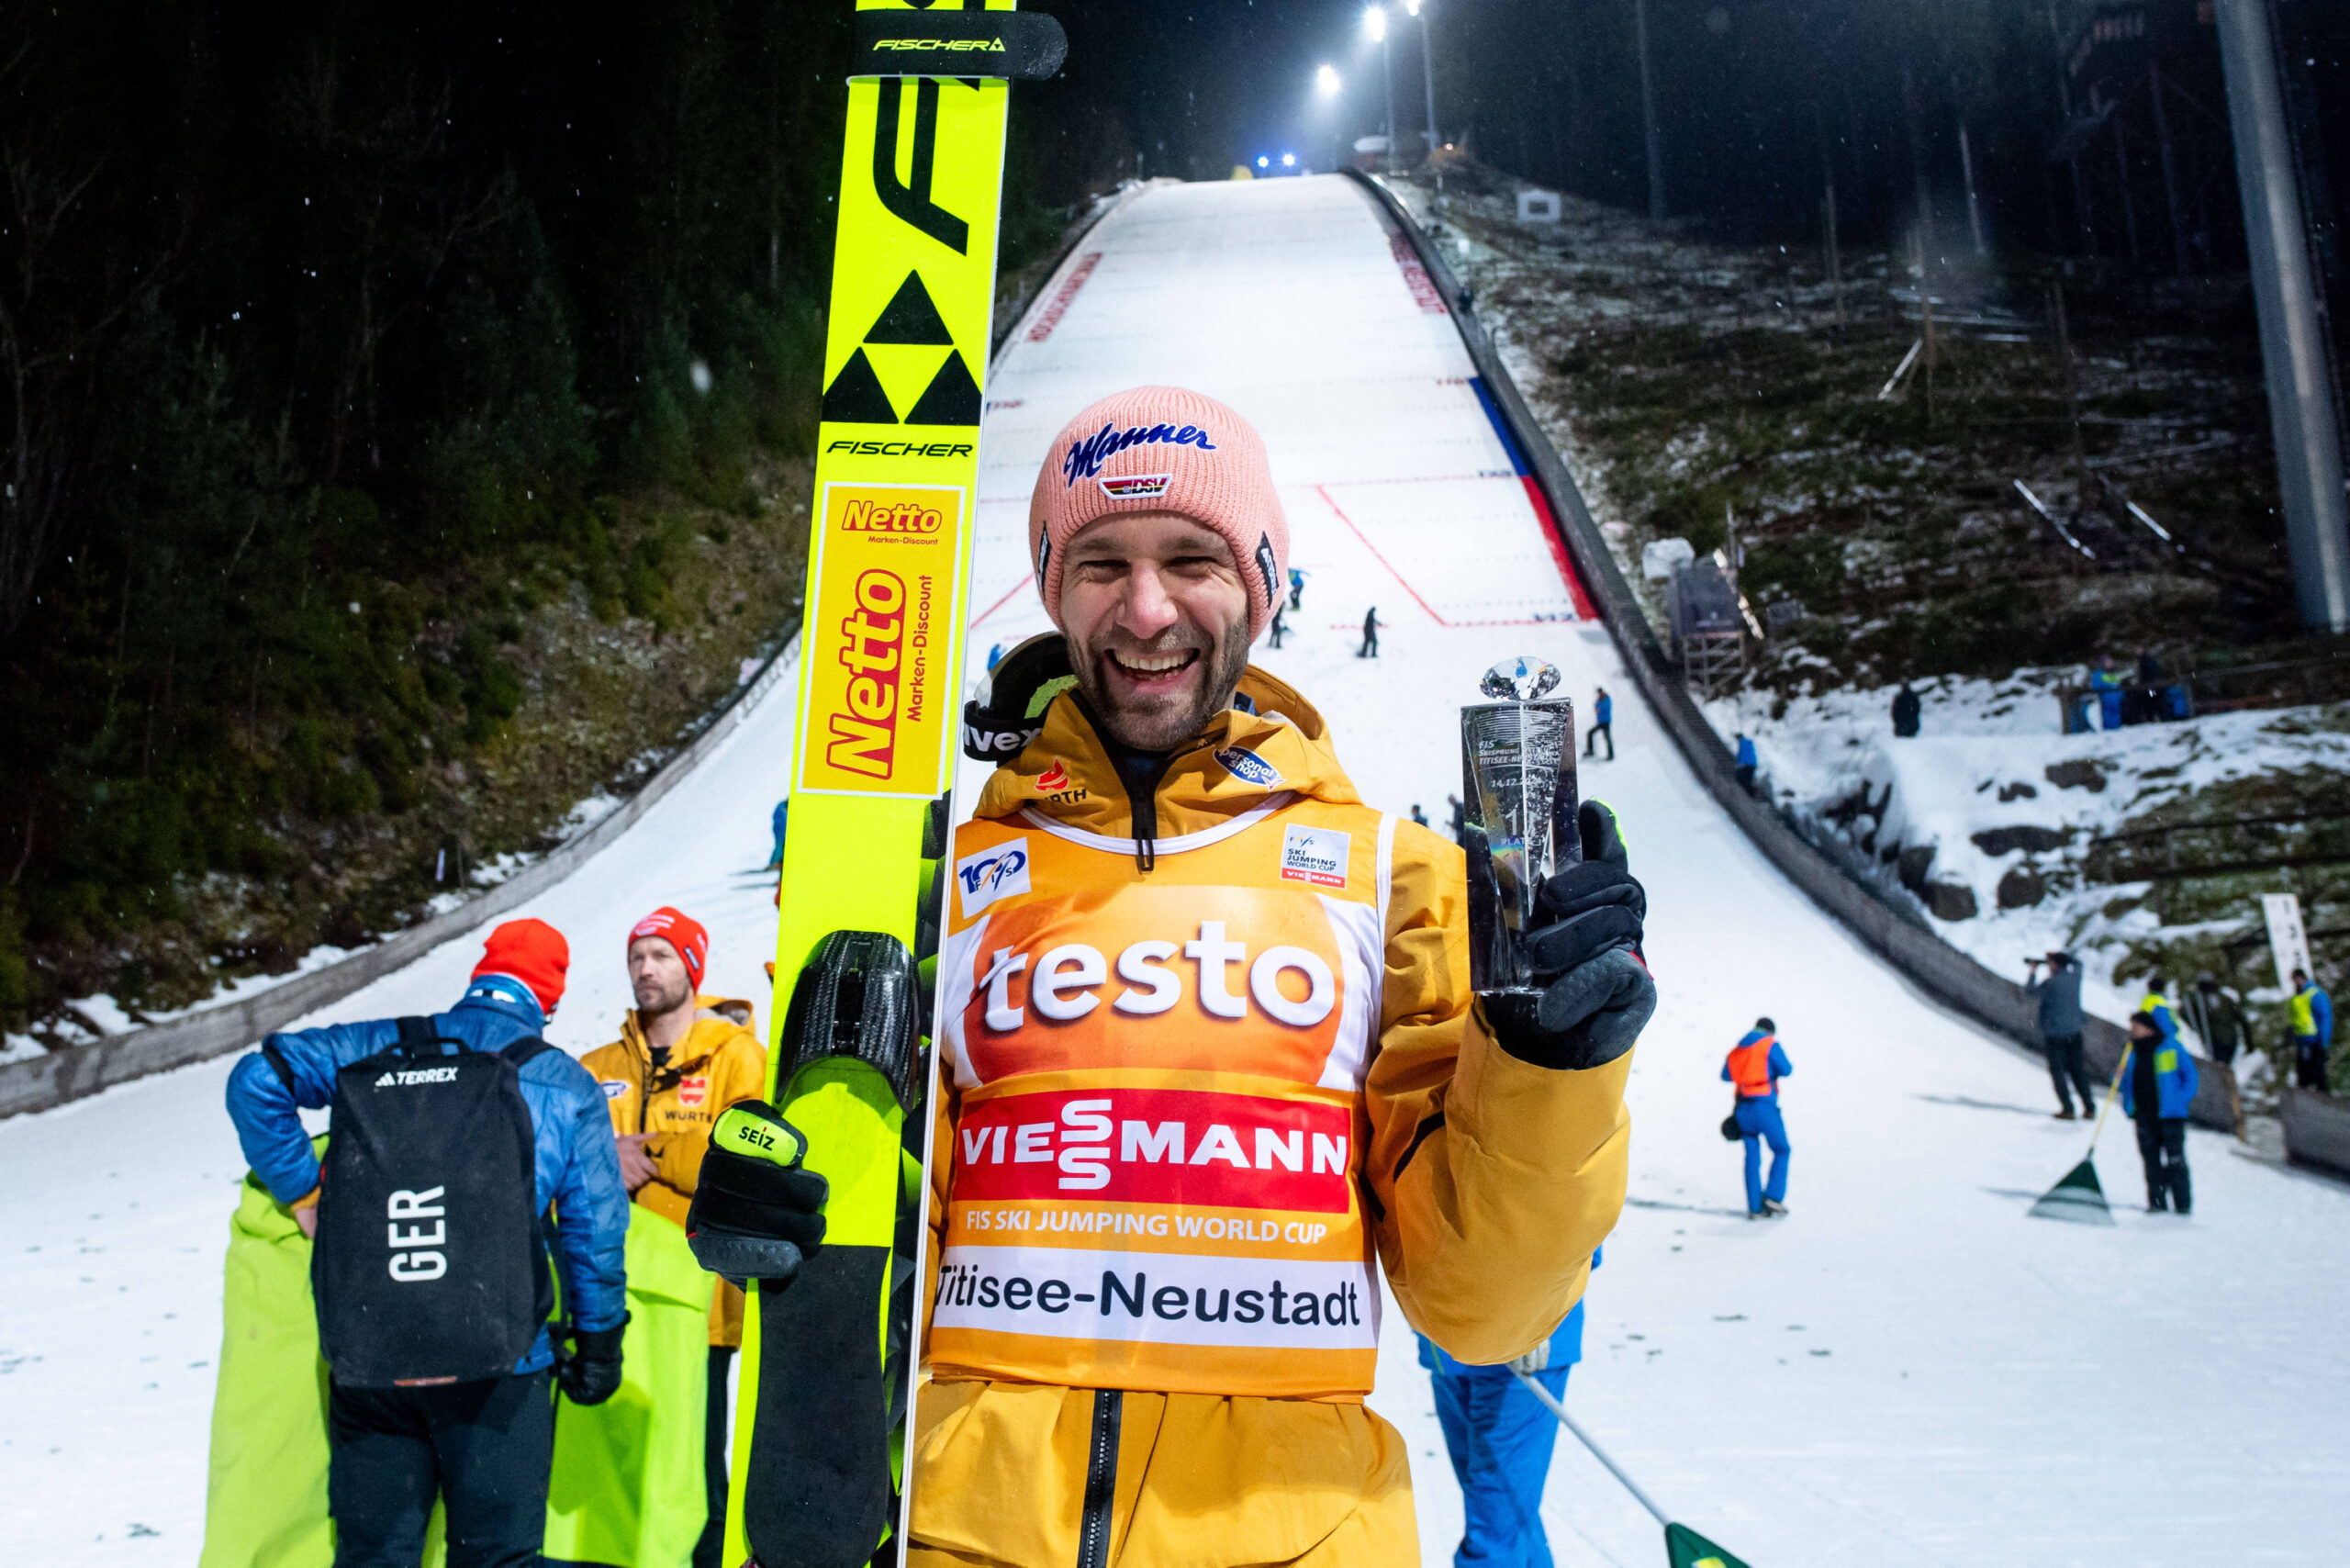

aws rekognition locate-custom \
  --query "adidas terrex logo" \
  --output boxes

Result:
[375,1067,460,1087]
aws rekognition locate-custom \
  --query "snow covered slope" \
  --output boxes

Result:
[6,174,2346,1567]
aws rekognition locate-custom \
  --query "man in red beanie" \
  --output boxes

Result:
[707,386,1653,1566]
[225,917,628,1565]
[582,907,767,1568]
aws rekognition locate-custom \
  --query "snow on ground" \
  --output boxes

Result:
[1704,673,2350,1032]
[5,174,2348,1567]
[0,644,801,1565]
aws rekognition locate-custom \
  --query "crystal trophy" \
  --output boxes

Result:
[1460,656,1580,995]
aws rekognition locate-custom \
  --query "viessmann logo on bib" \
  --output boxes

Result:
[957,837,1031,917]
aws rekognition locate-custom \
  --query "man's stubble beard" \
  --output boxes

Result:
[1072,624,1254,753]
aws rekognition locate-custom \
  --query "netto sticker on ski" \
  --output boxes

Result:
[795,481,965,797]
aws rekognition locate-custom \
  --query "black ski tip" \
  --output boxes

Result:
[850,10,1068,83]
[781,931,919,1111]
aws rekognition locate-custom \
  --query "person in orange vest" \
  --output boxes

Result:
[580,906,767,1568]
[1723,1017,1793,1217]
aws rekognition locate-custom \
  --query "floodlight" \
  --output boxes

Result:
[1315,63,1342,96]
[1363,6,1387,43]
[1281,152,1296,168]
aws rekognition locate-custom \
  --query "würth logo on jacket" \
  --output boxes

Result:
[1034,758,1087,805]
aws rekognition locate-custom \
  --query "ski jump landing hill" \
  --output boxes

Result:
[4,174,2344,1567]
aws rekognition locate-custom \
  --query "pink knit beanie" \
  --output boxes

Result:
[1027,386,1289,642]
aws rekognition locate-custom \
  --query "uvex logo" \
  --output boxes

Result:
[841,498,945,534]
[826,569,907,778]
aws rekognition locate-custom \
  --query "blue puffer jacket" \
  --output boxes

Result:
[224,973,631,1368]
[2120,1036,2201,1122]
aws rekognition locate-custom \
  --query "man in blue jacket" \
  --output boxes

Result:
[225,917,630,1567]
[1583,687,1614,761]
[2120,1009,2199,1215]
[1416,1249,1600,1567]
[2025,951,2094,1118]
[2289,968,2334,1092]
[1724,1018,1793,1216]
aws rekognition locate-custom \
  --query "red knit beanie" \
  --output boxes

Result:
[474,918,570,1016]
[629,906,709,991]
[1027,386,1289,642]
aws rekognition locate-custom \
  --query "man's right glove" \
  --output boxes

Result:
[555,1316,628,1406]
[687,1101,828,1289]
[1483,800,1657,1071]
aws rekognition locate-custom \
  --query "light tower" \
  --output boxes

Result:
[1404,0,1439,156]
[1363,6,1395,173]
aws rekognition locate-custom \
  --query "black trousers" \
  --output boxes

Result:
[329,1370,553,1568]
[1359,630,1379,657]
[695,1347,736,1568]
[1585,722,1614,759]
[2134,1117,2191,1214]
[2296,1039,2329,1092]
[2044,1033,2097,1113]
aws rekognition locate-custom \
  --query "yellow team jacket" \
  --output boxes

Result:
[908,667,1634,1567]
[582,998,767,1348]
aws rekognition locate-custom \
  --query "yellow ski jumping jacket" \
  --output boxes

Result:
[909,668,1634,1566]
[583,999,767,1347]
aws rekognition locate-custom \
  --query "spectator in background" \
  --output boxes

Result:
[1409,803,1430,828]
[1269,604,1287,648]
[2026,951,2096,1120]
[2121,1010,2197,1215]
[1416,1249,1601,1568]
[582,908,768,1568]
[1359,605,1383,658]
[765,799,790,872]
[2089,655,2124,732]
[1724,1017,1793,1217]
[2181,972,2249,1137]
[1446,794,1468,845]
[1585,687,1615,760]
[2180,974,2247,1069]
[1288,566,1306,611]
[2289,968,2334,1092]
[1733,734,1759,797]
[1891,681,1922,738]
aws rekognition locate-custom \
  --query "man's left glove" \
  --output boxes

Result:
[1483,800,1657,1071]
[556,1316,627,1406]
[687,1101,828,1289]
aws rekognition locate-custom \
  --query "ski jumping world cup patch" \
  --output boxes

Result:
[1280,824,1349,888]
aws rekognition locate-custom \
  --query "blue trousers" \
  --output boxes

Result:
[1735,1098,1790,1213]
[1431,1365,1569,1567]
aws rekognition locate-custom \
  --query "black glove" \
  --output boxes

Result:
[556,1315,627,1406]
[1484,801,1657,1070]
[687,1100,828,1289]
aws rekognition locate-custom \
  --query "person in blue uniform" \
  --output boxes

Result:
[1584,688,1614,760]
[1416,1249,1600,1567]
[1724,1018,1793,1216]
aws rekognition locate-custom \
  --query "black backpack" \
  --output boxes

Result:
[311,1017,554,1388]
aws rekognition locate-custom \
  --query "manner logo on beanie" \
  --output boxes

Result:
[1027,386,1290,644]
[630,906,709,991]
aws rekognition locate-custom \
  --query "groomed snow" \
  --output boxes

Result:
[4,174,2345,1567]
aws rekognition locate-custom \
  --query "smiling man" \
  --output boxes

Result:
[889,386,1654,1566]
